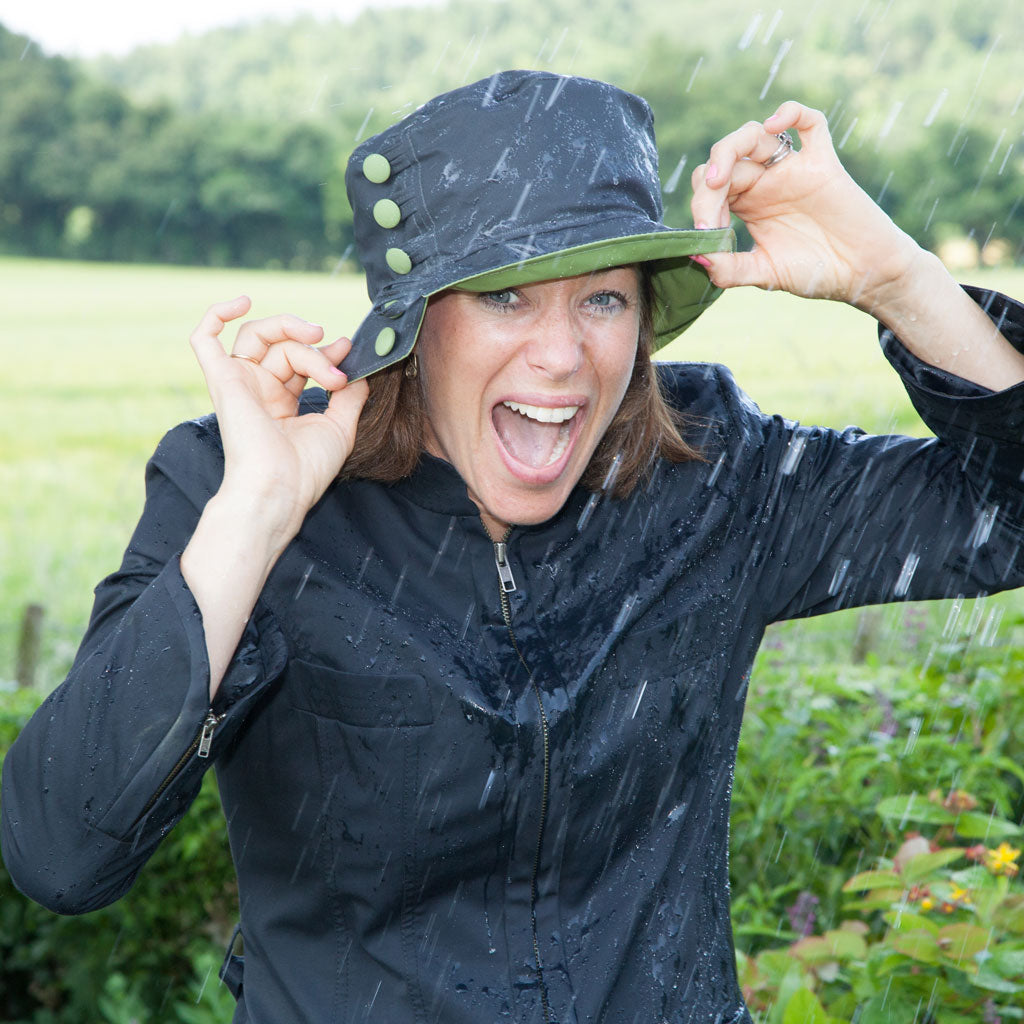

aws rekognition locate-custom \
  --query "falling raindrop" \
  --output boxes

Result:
[354,108,374,142]
[828,559,851,597]
[478,768,496,810]
[779,433,807,475]
[738,13,763,50]
[759,39,793,101]
[663,155,688,195]
[894,551,920,597]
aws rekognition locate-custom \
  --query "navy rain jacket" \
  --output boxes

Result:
[3,288,1024,1023]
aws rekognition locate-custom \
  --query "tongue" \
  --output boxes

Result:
[493,405,567,468]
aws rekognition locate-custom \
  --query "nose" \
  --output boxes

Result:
[524,304,584,381]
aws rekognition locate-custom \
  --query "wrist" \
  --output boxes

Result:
[201,487,302,564]
[852,241,944,328]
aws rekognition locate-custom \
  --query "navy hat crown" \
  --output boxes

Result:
[339,71,733,380]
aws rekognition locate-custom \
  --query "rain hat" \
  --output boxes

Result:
[339,70,735,380]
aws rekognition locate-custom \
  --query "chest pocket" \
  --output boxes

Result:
[286,658,434,727]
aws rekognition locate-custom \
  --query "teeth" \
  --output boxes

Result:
[503,401,579,423]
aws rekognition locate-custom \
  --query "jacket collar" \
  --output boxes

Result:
[390,452,594,535]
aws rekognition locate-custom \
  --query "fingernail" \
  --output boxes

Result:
[765,113,780,124]
[704,163,718,182]
[690,255,712,268]
[329,366,346,376]
[695,221,711,230]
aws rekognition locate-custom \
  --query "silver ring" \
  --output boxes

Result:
[231,352,262,365]
[762,131,794,169]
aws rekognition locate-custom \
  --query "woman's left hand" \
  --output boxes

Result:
[690,101,923,314]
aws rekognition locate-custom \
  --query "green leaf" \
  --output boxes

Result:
[882,910,939,935]
[901,848,966,885]
[993,896,1024,935]
[877,795,955,826]
[988,948,1024,978]
[782,987,829,1024]
[889,930,941,963]
[973,967,1024,993]
[790,929,867,964]
[842,870,901,892]
[953,812,1024,840]
[936,923,991,965]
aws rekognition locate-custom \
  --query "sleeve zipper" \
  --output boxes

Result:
[127,709,225,830]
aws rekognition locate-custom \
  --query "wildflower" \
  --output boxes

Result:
[948,883,971,906]
[965,844,988,863]
[786,891,819,937]
[920,897,934,911]
[942,789,978,812]
[986,842,1021,877]
[941,901,956,914]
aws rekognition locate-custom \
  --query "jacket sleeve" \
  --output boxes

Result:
[712,286,1024,623]
[0,417,289,915]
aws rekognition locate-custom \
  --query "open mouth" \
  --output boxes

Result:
[491,400,582,470]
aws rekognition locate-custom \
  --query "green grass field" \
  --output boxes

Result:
[2,256,1023,684]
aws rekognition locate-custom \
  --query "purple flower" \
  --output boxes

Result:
[786,891,819,936]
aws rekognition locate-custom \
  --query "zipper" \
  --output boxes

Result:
[128,710,225,830]
[490,528,553,1024]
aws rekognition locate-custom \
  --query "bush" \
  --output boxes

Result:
[0,688,237,1023]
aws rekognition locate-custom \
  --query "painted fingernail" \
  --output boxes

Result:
[765,113,780,123]
[690,255,712,268]
[695,221,711,230]
[704,163,718,182]
[329,366,346,376]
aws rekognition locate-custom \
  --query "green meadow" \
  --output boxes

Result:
[2,256,1023,684]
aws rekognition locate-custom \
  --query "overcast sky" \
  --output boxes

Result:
[1,0,440,57]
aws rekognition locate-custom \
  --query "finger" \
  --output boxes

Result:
[702,120,788,189]
[190,295,252,376]
[691,159,766,230]
[259,338,350,392]
[764,101,832,153]
[324,377,370,452]
[698,249,774,291]
[232,314,325,360]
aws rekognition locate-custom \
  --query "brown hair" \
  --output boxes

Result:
[339,266,702,498]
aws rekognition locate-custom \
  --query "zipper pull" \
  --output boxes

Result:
[197,711,224,759]
[494,542,517,593]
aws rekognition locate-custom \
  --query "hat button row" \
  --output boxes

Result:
[363,154,411,278]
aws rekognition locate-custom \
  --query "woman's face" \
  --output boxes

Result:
[417,267,641,537]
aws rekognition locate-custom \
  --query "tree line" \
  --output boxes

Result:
[2,0,1021,270]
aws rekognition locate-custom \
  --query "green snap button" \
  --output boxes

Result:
[382,299,402,318]
[373,198,401,229]
[385,247,412,274]
[362,154,391,184]
[374,327,396,356]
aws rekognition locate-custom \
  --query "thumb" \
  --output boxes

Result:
[702,250,773,290]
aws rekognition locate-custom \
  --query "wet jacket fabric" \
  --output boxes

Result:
[3,287,1024,1024]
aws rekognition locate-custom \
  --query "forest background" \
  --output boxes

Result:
[2,0,1024,1021]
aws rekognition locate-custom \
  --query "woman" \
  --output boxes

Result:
[3,70,1023,1023]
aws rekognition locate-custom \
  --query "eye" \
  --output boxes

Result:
[585,290,629,312]
[479,289,520,311]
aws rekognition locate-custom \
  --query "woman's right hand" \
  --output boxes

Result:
[190,296,370,541]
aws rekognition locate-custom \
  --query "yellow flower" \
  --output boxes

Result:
[920,897,934,911]
[948,884,971,905]
[986,842,1022,876]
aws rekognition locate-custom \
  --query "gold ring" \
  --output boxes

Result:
[231,353,262,365]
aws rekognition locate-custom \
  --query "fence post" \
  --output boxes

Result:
[16,603,45,689]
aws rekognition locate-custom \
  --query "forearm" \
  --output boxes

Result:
[180,487,297,701]
[857,245,1024,392]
